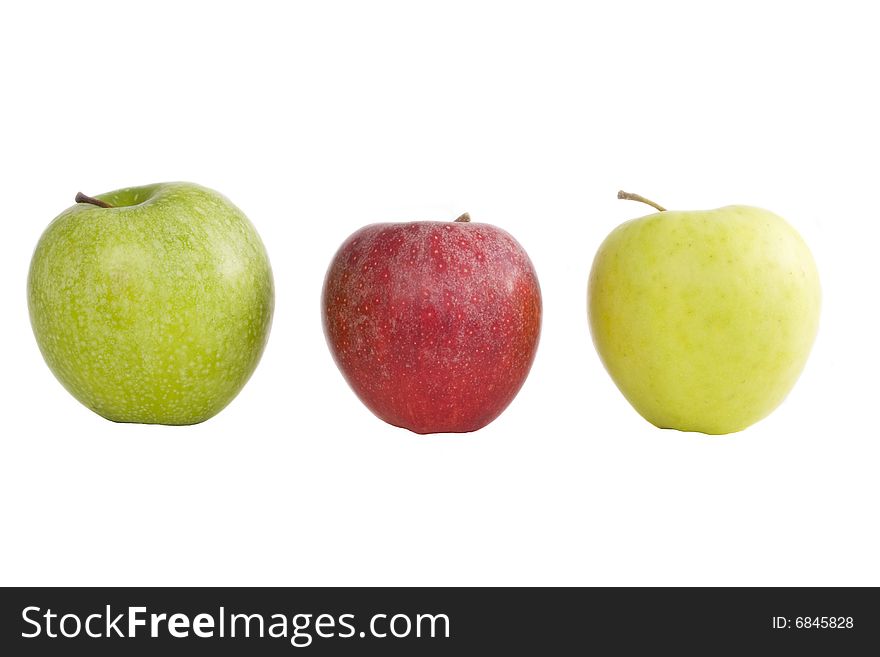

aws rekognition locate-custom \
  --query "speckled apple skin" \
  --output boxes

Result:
[589,206,820,434]
[27,183,274,425]
[323,221,541,434]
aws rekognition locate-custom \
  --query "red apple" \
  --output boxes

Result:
[322,213,541,434]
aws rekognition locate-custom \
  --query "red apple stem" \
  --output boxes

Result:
[75,192,114,208]
[454,212,471,223]
[617,190,666,212]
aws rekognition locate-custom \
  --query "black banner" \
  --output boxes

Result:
[1,587,876,654]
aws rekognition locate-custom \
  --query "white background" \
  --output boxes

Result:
[1,1,877,586]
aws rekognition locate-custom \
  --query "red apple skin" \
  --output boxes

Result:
[322,219,541,434]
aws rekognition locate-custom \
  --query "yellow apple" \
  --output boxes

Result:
[588,192,820,434]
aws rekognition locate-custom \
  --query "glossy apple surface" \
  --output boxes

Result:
[28,182,274,425]
[589,201,820,434]
[323,215,541,434]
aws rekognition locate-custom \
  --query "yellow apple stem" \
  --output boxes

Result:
[454,212,471,223]
[617,190,666,212]
[75,192,114,209]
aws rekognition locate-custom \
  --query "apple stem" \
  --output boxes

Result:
[617,190,666,212]
[75,192,114,209]
[454,213,471,223]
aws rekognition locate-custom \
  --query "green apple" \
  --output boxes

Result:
[28,182,274,425]
[588,191,820,434]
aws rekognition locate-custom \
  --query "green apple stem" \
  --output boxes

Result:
[454,213,471,223]
[75,192,114,209]
[617,190,666,212]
